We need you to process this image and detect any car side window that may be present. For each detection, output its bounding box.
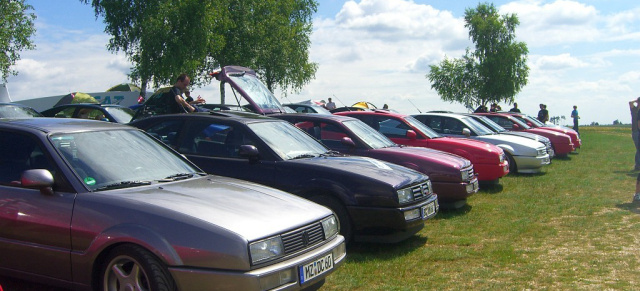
[317,122,349,150]
[376,117,410,139]
[144,120,184,148]
[53,107,75,118]
[0,131,55,186]
[424,117,443,133]
[442,118,464,135]
[489,116,512,130]
[182,121,254,158]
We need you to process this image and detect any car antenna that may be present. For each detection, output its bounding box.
[332,94,347,108]
[408,99,422,113]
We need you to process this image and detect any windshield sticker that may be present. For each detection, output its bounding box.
[84,177,96,185]
[363,157,392,170]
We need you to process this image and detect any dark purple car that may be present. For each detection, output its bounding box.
[274,113,478,209]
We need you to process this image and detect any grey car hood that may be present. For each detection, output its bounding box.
[106,175,332,241]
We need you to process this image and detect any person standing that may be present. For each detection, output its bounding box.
[509,103,521,113]
[630,98,640,171]
[325,98,337,110]
[537,104,549,123]
[571,105,580,134]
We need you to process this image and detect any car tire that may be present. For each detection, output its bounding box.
[101,244,176,291]
[309,195,353,244]
[505,152,517,173]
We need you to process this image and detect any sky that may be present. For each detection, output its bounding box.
[6,0,640,125]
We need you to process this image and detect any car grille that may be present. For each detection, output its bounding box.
[462,166,475,182]
[410,181,432,200]
[281,222,325,255]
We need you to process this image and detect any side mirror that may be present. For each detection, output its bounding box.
[239,145,259,161]
[21,169,54,195]
[512,123,520,130]
[462,128,471,137]
[527,122,533,127]
[406,130,417,140]
[341,137,356,148]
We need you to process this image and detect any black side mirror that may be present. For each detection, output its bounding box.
[239,145,260,162]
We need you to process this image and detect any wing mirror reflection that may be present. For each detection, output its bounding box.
[21,169,54,195]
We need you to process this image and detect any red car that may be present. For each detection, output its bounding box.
[475,112,575,157]
[274,113,479,208]
[508,113,581,149]
[336,110,509,183]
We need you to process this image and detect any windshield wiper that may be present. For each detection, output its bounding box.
[291,153,317,160]
[95,181,152,191]
[320,150,343,157]
[161,173,195,181]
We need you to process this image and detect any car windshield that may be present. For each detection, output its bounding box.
[462,116,495,135]
[403,116,441,138]
[509,116,531,129]
[248,121,329,160]
[524,115,545,126]
[342,120,396,149]
[104,107,135,123]
[51,129,200,191]
[0,105,41,118]
[229,73,286,113]
[473,116,507,133]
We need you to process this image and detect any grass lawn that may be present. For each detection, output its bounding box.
[324,126,640,290]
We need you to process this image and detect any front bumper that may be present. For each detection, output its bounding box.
[431,178,479,202]
[169,235,346,291]
[513,154,551,174]
[474,160,509,181]
[347,194,439,243]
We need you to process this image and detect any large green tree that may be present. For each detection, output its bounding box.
[0,0,36,82]
[83,0,318,95]
[82,0,228,95]
[427,3,529,110]
[213,0,318,93]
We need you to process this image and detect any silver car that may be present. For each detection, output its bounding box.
[413,113,550,174]
[0,118,345,291]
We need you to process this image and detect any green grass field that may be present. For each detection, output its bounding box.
[324,126,640,290]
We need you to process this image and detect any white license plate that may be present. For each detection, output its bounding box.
[300,253,333,284]
[422,201,436,218]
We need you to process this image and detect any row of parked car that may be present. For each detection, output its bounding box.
[0,66,581,290]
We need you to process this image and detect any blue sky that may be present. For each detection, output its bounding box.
[7,0,640,124]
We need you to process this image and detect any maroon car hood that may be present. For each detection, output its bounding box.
[374,146,471,169]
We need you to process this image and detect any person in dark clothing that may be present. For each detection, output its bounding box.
[509,103,521,113]
[474,105,488,113]
[537,104,549,123]
[163,73,195,113]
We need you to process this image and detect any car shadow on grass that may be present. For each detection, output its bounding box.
[346,235,429,261]
[478,182,504,194]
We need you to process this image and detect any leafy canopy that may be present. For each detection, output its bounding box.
[427,2,529,110]
[83,0,318,95]
[0,0,36,82]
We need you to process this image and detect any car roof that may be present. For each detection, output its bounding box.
[337,109,406,117]
[133,111,279,125]
[414,112,471,119]
[274,113,356,122]
[0,117,132,134]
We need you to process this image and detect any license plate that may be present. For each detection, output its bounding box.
[300,253,333,284]
[422,201,436,218]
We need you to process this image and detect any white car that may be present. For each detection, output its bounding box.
[413,113,550,174]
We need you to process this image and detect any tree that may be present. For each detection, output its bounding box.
[427,3,529,110]
[211,0,318,94]
[0,0,36,82]
[83,0,318,96]
[82,0,230,96]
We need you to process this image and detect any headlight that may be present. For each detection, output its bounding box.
[250,236,284,265]
[461,169,469,181]
[397,187,414,204]
[499,153,505,163]
[321,215,339,239]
